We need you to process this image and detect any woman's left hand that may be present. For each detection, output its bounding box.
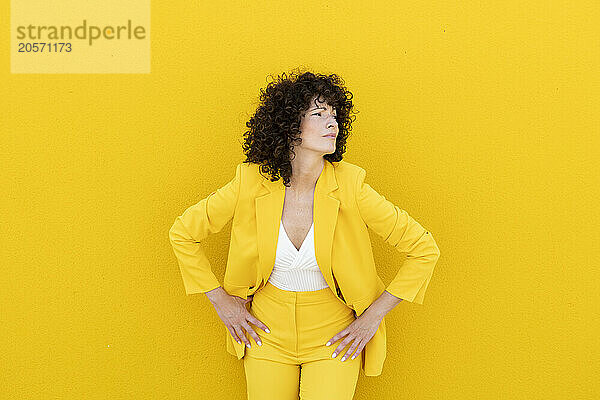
[325,308,384,362]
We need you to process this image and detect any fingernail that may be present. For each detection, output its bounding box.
[341,356,346,362]
[331,353,337,358]
[265,328,270,333]
[246,344,251,348]
[258,341,262,346]
[351,355,356,360]
[326,341,331,346]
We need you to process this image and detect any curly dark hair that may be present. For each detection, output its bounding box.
[241,69,358,187]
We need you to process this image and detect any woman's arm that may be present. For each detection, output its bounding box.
[168,163,242,295]
[355,167,441,305]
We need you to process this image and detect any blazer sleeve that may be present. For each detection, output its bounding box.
[168,163,242,295]
[355,168,441,304]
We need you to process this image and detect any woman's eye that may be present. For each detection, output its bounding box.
[313,113,338,119]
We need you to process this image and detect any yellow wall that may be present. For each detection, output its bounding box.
[2,1,598,398]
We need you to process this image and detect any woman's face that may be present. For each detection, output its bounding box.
[295,96,339,157]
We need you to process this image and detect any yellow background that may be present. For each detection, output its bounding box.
[1,1,599,399]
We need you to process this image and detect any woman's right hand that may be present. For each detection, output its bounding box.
[205,286,270,348]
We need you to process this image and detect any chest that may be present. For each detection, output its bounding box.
[281,189,314,251]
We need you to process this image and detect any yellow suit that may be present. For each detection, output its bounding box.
[169,159,441,376]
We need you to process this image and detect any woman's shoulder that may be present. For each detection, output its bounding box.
[332,160,366,185]
[332,159,364,174]
[236,161,261,181]
[234,161,276,189]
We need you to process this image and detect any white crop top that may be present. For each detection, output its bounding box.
[266,220,330,291]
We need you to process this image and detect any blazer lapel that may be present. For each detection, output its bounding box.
[255,161,341,297]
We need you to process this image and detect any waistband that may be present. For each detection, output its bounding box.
[258,281,337,304]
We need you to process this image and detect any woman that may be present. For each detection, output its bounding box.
[169,70,441,399]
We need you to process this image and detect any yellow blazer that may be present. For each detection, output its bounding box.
[169,159,441,376]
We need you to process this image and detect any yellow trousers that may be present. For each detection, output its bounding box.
[243,281,361,399]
